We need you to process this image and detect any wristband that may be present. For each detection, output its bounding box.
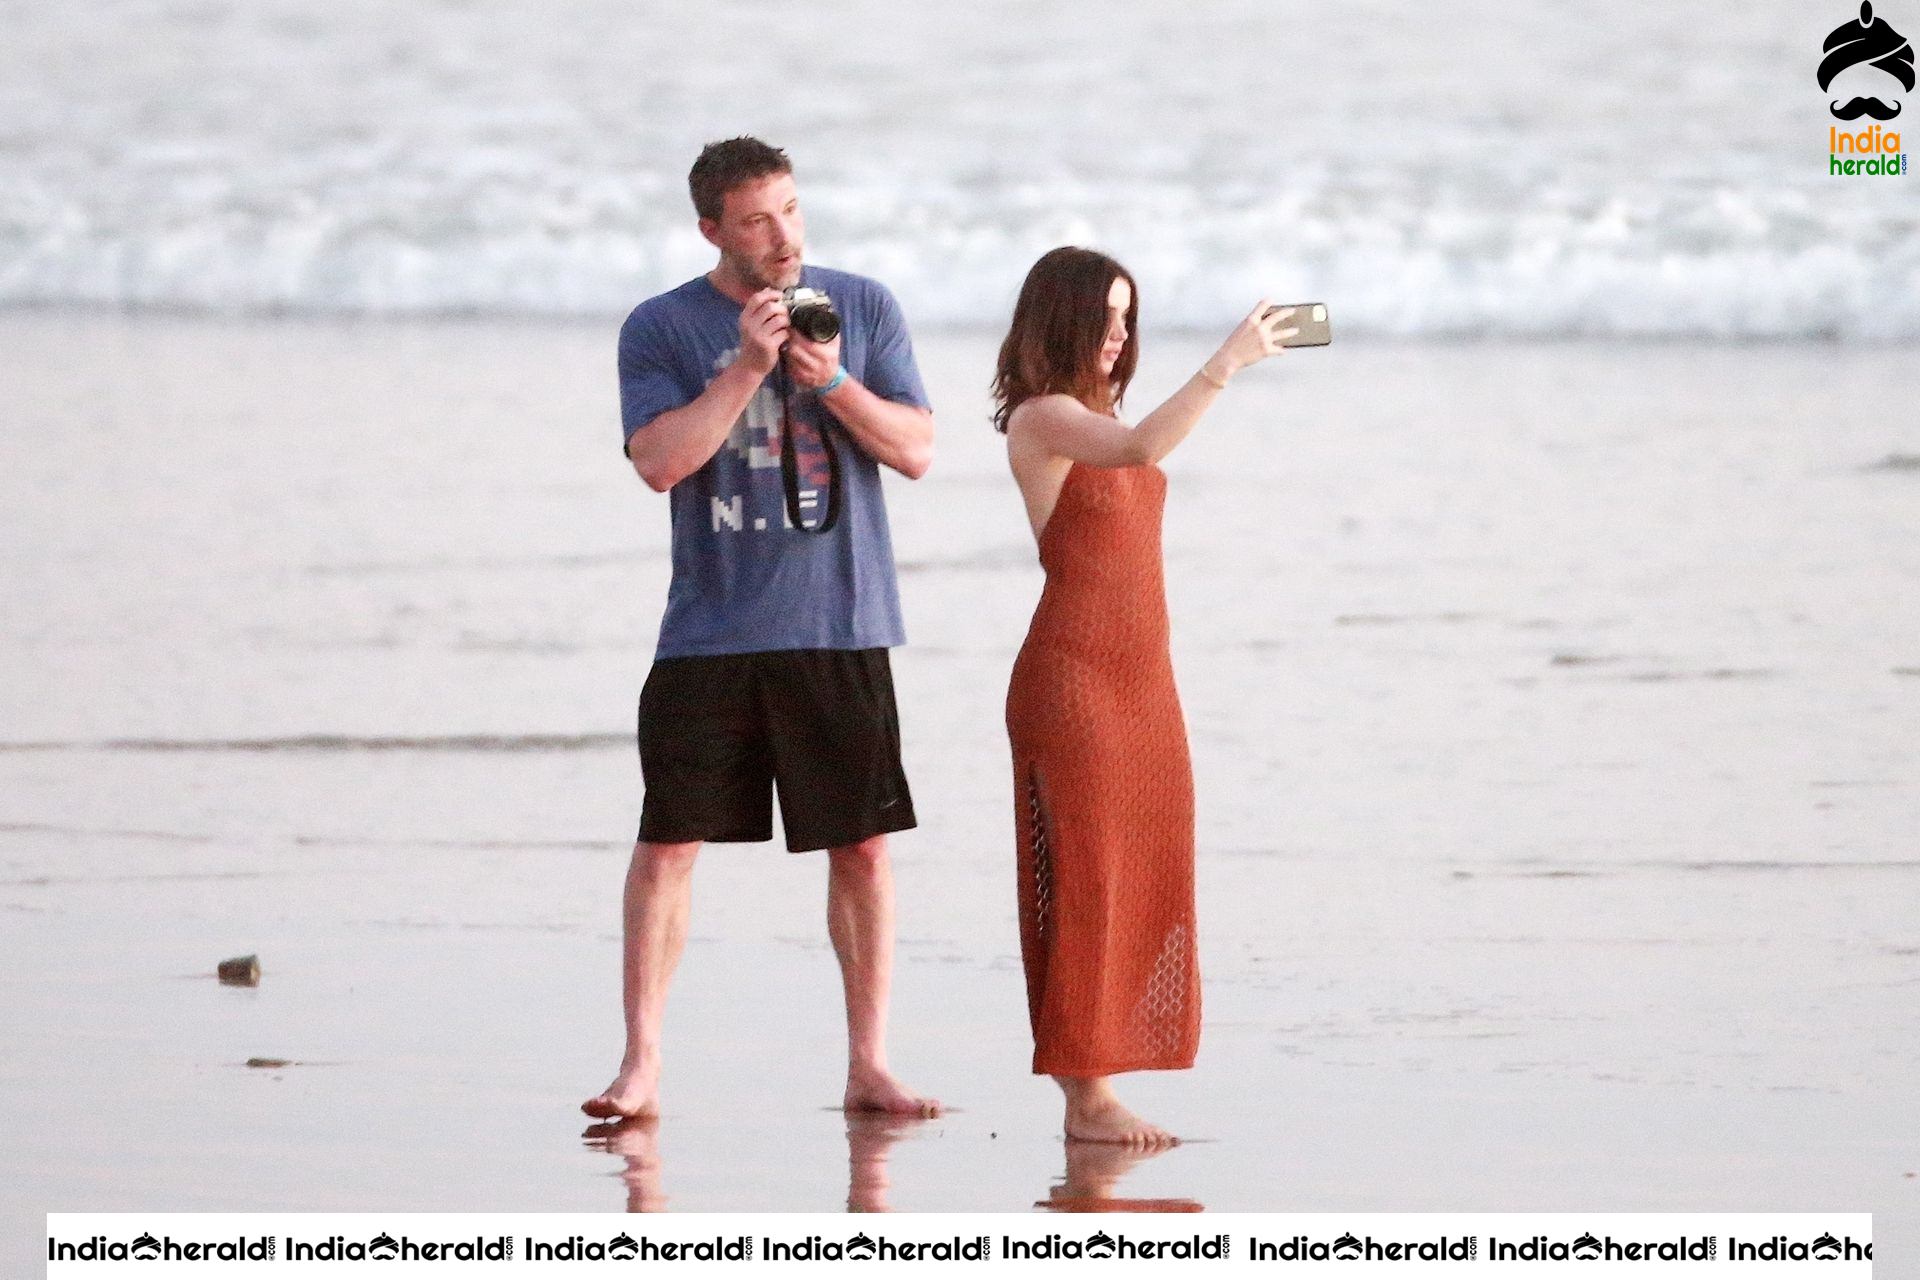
[819,365,849,395]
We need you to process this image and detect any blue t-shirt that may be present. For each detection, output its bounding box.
[618,266,930,659]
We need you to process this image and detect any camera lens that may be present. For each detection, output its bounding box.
[796,307,840,343]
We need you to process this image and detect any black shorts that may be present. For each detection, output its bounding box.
[636,648,916,853]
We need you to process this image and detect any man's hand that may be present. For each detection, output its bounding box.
[627,289,789,492]
[784,329,843,390]
[738,289,789,377]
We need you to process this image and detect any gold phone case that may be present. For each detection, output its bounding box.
[1266,302,1331,347]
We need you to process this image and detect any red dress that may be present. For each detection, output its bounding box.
[1005,461,1200,1077]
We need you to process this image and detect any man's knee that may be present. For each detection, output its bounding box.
[633,840,700,883]
[828,834,890,877]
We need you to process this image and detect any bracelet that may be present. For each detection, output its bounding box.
[819,365,849,395]
[1196,364,1230,391]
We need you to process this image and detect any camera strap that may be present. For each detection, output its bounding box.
[775,365,842,534]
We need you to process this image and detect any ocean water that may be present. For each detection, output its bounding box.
[2,0,1916,335]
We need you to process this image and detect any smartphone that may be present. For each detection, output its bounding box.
[1264,302,1331,347]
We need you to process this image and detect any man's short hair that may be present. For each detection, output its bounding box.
[688,137,793,222]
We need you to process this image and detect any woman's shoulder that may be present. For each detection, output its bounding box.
[1008,393,1090,432]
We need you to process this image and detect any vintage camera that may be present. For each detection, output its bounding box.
[781,285,841,343]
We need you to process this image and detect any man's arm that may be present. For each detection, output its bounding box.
[626,359,763,492]
[820,375,935,480]
[785,336,935,481]
[625,289,790,493]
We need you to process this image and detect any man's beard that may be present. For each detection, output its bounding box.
[734,248,803,291]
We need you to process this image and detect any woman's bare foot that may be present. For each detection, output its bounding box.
[1056,1075,1177,1147]
[582,1054,660,1119]
[844,1064,941,1117]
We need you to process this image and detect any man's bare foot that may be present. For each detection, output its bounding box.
[1057,1076,1177,1147]
[581,1057,659,1119]
[843,1065,941,1117]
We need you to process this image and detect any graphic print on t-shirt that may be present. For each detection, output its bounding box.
[718,348,782,470]
[710,347,833,532]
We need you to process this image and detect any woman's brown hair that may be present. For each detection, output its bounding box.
[991,247,1139,433]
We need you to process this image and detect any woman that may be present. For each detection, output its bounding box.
[994,246,1293,1146]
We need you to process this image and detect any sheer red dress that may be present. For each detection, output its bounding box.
[1005,460,1200,1076]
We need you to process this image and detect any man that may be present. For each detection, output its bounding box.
[584,137,939,1120]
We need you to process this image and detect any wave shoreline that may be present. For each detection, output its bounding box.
[3,299,1916,345]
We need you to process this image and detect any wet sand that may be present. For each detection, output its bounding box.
[2,315,1915,1254]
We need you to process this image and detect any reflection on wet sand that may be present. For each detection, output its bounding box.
[582,1111,936,1212]
[582,1116,666,1212]
[846,1111,926,1212]
[1037,1141,1202,1213]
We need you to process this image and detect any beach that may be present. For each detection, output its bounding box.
[2,314,1914,1247]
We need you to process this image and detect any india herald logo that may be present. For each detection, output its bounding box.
[1822,2,1911,173]
[1820,2,1914,119]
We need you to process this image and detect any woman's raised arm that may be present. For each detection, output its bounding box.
[1007,302,1296,467]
